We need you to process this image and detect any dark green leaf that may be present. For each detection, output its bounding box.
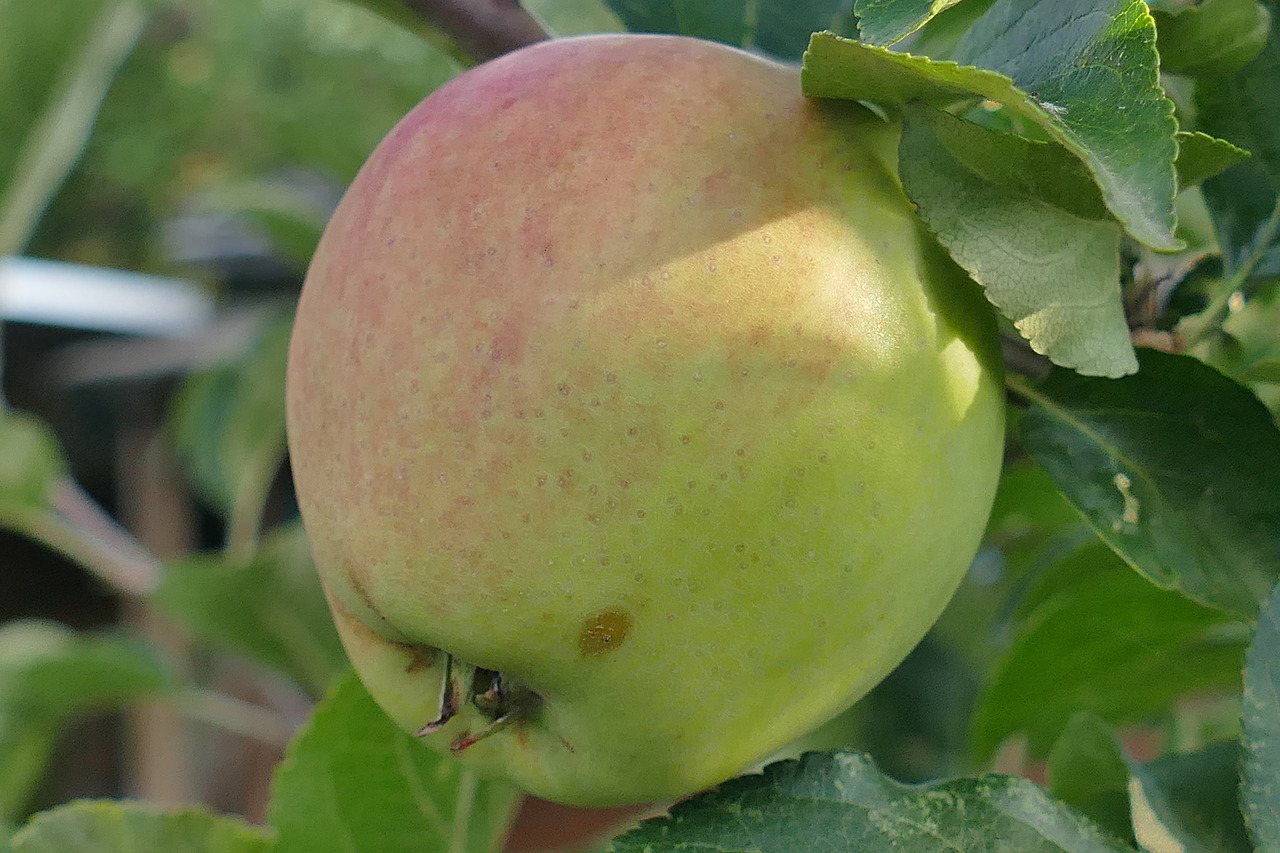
[970,543,1249,758]
[1198,4,1280,182]
[269,671,520,853]
[925,460,1089,678]
[984,460,1091,572]
[1047,714,1135,844]
[10,801,271,853]
[899,105,1134,377]
[156,525,346,697]
[1145,742,1253,853]
[1048,713,1204,851]
[1217,285,1280,407]
[1242,582,1280,850]
[1018,349,1280,617]
[604,0,854,58]
[605,0,751,44]
[1196,6,1280,278]
[1154,0,1271,77]
[754,0,857,59]
[1175,131,1251,187]
[608,751,1131,851]
[853,0,968,46]
[1201,166,1280,283]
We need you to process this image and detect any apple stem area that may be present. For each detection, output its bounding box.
[417,653,541,753]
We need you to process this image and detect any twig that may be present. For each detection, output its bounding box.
[399,0,550,62]
[173,687,297,747]
[32,477,164,596]
[1180,193,1280,348]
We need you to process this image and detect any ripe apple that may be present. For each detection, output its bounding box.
[286,33,1005,806]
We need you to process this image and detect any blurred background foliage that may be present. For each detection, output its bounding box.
[1,0,460,274]
[0,0,485,826]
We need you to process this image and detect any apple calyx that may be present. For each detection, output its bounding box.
[417,652,541,753]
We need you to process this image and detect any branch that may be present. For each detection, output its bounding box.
[37,477,164,596]
[400,0,550,63]
[173,687,297,747]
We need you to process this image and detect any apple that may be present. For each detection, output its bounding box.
[285,33,1005,806]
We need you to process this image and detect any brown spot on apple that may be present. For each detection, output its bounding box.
[578,607,633,657]
[394,642,438,674]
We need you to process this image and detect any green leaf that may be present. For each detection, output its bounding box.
[1241,357,1280,383]
[1217,286,1280,395]
[269,671,520,853]
[959,460,1097,644]
[929,460,1091,672]
[970,543,1250,759]
[1175,131,1251,188]
[608,751,1131,851]
[605,0,751,44]
[10,801,271,853]
[1242,582,1280,850]
[898,105,1135,377]
[1017,349,1280,617]
[0,411,66,521]
[1154,0,1272,77]
[853,0,969,46]
[804,0,1181,251]
[0,623,173,718]
[1047,713,1202,851]
[953,0,1178,251]
[0,621,176,820]
[1196,7,1280,278]
[1144,742,1253,852]
[986,461,1089,558]
[895,0,1000,60]
[604,0,854,59]
[0,723,54,828]
[754,0,858,59]
[1198,3,1280,182]
[156,525,346,697]
[168,309,292,551]
[1047,714,1135,844]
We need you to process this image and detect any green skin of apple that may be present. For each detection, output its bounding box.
[286,33,1005,807]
